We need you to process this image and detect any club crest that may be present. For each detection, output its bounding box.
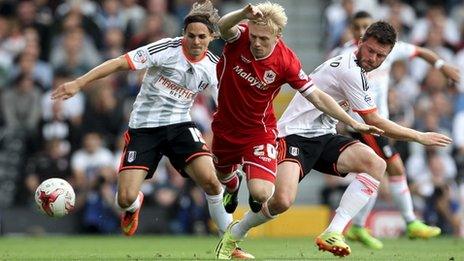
[263,70,276,84]
[127,151,137,163]
[289,146,299,156]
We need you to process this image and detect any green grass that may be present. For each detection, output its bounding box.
[0,235,462,260]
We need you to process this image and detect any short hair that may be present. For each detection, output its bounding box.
[361,21,397,47]
[250,2,287,35]
[351,10,372,22]
[183,0,220,37]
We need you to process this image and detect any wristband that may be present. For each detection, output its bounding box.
[434,59,445,69]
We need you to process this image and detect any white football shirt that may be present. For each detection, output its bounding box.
[278,52,376,138]
[124,37,219,128]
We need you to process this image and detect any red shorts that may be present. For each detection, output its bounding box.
[212,128,278,183]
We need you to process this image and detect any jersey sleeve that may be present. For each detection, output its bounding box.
[223,23,247,43]
[389,41,418,61]
[124,38,176,70]
[340,69,377,114]
[285,52,315,97]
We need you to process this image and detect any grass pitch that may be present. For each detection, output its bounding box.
[0,235,462,260]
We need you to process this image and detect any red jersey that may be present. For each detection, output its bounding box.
[213,24,314,134]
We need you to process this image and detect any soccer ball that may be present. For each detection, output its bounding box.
[34,178,75,217]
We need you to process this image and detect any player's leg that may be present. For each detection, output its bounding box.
[116,128,162,236]
[386,154,441,239]
[351,134,440,240]
[211,131,243,214]
[168,123,254,259]
[216,137,302,259]
[346,134,396,249]
[231,161,301,240]
[184,155,233,235]
[117,169,147,236]
[243,141,279,213]
[314,137,386,257]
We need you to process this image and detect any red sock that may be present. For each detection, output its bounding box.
[220,172,239,193]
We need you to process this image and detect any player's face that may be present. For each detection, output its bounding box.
[248,22,279,59]
[357,37,392,72]
[351,17,373,42]
[184,22,214,58]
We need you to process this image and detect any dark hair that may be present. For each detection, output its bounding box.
[351,10,372,21]
[362,21,397,47]
[184,14,216,34]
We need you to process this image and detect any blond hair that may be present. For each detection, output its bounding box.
[250,2,287,35]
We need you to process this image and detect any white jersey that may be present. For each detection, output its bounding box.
[332,40,417,119]
[124,37,219,128]
[278,52,376,138]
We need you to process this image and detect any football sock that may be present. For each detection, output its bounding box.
[352,193,377,227]
[219,171,240,193]
[115,192,142,213]
[389,175,416,223]
[205,187,233,235]
[326,173,379,233]
[231,202,276,240]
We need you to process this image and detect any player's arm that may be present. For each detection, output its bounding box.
[305,87,384,135]
[217,4,263,40]
[51,55,130,100]
[360,111,452,147]
[414,46,460,82]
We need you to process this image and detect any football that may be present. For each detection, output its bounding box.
[34,178,75,217]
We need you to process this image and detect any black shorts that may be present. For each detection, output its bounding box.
[277,134,358,179]
[119,122,211,179]
[349,132,398,161]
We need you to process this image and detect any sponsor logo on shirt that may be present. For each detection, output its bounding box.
[133,50,147,64]
[157,76,195,100]
[233,65,268,90]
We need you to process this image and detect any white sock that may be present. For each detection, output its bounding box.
[231,202,276,240]
[326,173,379,233]
[115,192,142,213]
[352,192,377,227]
[205,188,233,235]
[389,175,416,223]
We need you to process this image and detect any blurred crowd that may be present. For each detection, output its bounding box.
[323,0,464,236]
[0,0,463,237]
[0,0,239,235]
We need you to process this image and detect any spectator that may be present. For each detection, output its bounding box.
[1,73,42,137]
[422,150,461,235]
[81,80,125,148]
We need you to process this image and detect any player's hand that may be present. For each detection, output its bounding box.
[242,4,263,20]
[51,80,81,100]
[417,132,452,147]
[441,64,460,83]
[352,122,384,136]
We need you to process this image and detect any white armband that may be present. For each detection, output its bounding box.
[434,59,445,69]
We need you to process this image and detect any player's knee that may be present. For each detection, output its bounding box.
[249,188,273,204]
[269,193,293,214]
[201,177,222,195]
[364,154,386,181]
[117,189,138,208]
